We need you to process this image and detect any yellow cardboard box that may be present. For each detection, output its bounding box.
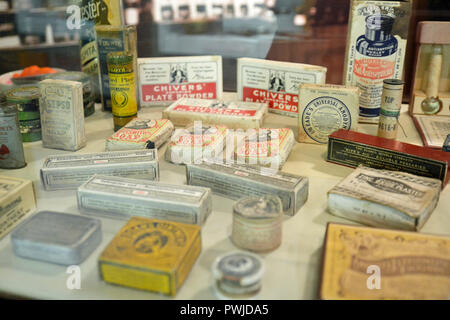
[99,217,201,296]
[320,223,450,300]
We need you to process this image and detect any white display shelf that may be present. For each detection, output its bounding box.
[0,93,448,300]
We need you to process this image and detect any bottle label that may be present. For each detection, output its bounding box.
[109,63,137,118]
[344,2,410,121]
[138,57,222,106]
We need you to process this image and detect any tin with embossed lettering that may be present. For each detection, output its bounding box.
[0,102,26,169]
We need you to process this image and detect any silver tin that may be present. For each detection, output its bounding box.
[77,174,212,225]
[0,102,26,169]
[41,149,159,191]
[186,161,308,216]
[11,211,102,265]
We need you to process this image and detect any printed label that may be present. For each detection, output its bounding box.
[241,65,322,115]
[302,96,352,144]
[139,60,220,105]
[40,83,84,150]
[173,105,257,117]
[344,2,409,120]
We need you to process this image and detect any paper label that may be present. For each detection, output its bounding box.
[139,58,221,106]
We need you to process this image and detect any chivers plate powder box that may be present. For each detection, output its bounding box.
[99,217,202,296]
[138,56,223,107]
[320,223,450,300]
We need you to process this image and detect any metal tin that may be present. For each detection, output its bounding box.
[39,79,86,151]
[162,98,268,129]
[232,195,282,253]
[99,217,201,296]
[377,79,405,139]
[0,175,36,240]
[77,174,212,225]
[0,102,26,169]
[186,161,308,216]
[212,251,265,299]
[11,211,102,265]
[41,149,159,191]
[105,118,174,151]
[6,85,41,142]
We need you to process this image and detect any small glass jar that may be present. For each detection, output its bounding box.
[232,195,283,253]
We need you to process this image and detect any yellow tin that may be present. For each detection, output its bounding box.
[98,217,201,296]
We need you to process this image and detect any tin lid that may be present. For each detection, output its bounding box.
[383,79,404,86]
[6,85,40,103]
[107,51,134,65]
[233,195,282,220]
[212,251,265,286]
[0,101,19,116]
[11,211,101,248]
[44,71,90,83]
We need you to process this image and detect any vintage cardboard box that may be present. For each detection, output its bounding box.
[99,217,202,296]
[327,129,450,187]
[320,223,450,300]
[237,57,326,117]
[186,161,308,216]
[105,118,174,151]
[39,79,86,151]
[0,175,36,240]
[78,174,212,225]
[343,0,412,123]
[41,149,159,190]
[162,98,268,129]
[327,166,441,231]
[138,56,223,107]
[298,84,359,144]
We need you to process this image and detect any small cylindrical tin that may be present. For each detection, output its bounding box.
[0,102,26,169]
[232,195,283,253]
[6,85,41,142]
[212,251,265,300]
[377,79,404,140]
[44,71,95,117]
